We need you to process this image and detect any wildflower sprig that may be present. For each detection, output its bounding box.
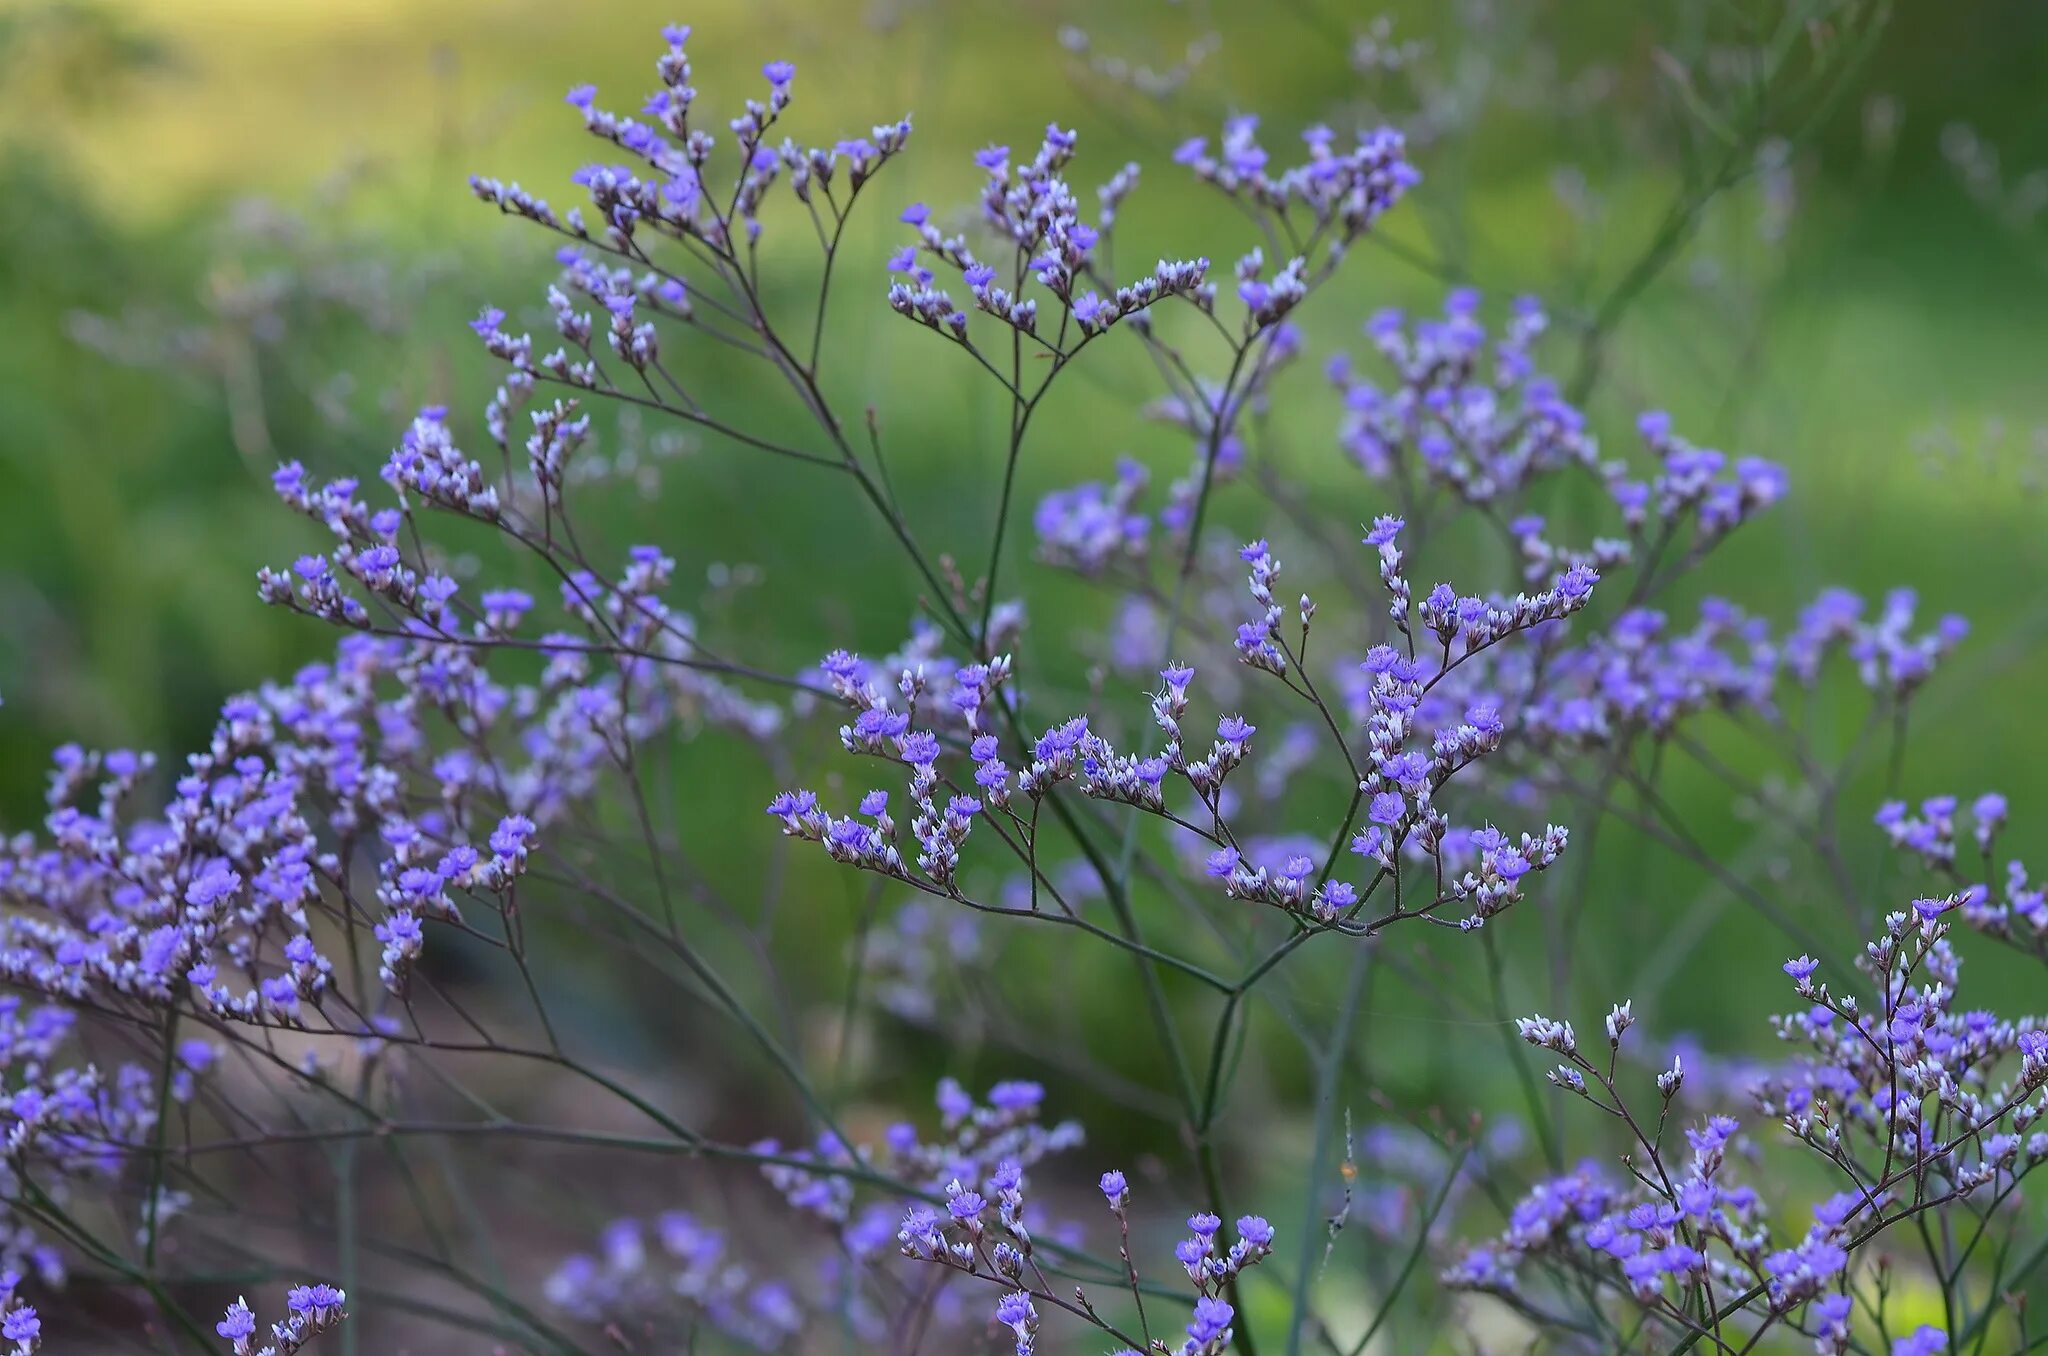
[1453,852,2048,1354]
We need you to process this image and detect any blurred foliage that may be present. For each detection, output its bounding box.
[0,0,172,108]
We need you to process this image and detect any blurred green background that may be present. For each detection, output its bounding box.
[4,0,2048,1339]
[5,0,2047,774]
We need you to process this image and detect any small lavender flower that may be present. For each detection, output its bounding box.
[217,1297,256,1344]
[0,1305,35,1350]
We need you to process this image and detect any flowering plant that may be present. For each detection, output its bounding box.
[4,7,2032,1355]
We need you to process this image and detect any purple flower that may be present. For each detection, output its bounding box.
[1,1307,36,1343]
[1893,1327,1947,1356]
[216,1298,255,1341]
[988,1080,1043,1111]
[287,1284,346,1321]
[1912,895,1952,924]
[1187,1296,1235,1343]
[1380,751,1430,788]
[184,864,242,909]
[1364,515,1405,547]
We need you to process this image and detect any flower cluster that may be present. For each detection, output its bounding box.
[544,1214,803,1349]
[0,646,571,1023]
[1451,849,2048,1353]
[544,1080,1083,1348]
[1875,790,2048,968]
[1173,115,1418,247]
[900,1158,1274,1356]
[891,122,1231,347]
[215,1285,347,1356]
[13,13,2016,1355]
[858,898,984,1025]
[0,1272,35,1355]
[0,982,214,1281]
[759,1078,1083,1228]
[1034,458,1152,575]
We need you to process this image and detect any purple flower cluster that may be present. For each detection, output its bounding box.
[859,899,984,1024]
[901,1153,1274,1356]
[544,1213,804,1349]
[216,1285,347,1356]
[1330,294,1786,546]
[1033,458,1152,575]
[1173,114,1418,245]
[890,122,1219,343]
[758,1078,1082,1229]
[1451,811,2048,1352]
[1877,791,2048,964]
[8,14,2019,1354]
[775,488,1596,934]
[0,648,571,1021]
[0,1272,34,1356]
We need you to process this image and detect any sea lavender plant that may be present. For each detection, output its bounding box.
[1450,813,2048,1353]
[5,6,2021,1353]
